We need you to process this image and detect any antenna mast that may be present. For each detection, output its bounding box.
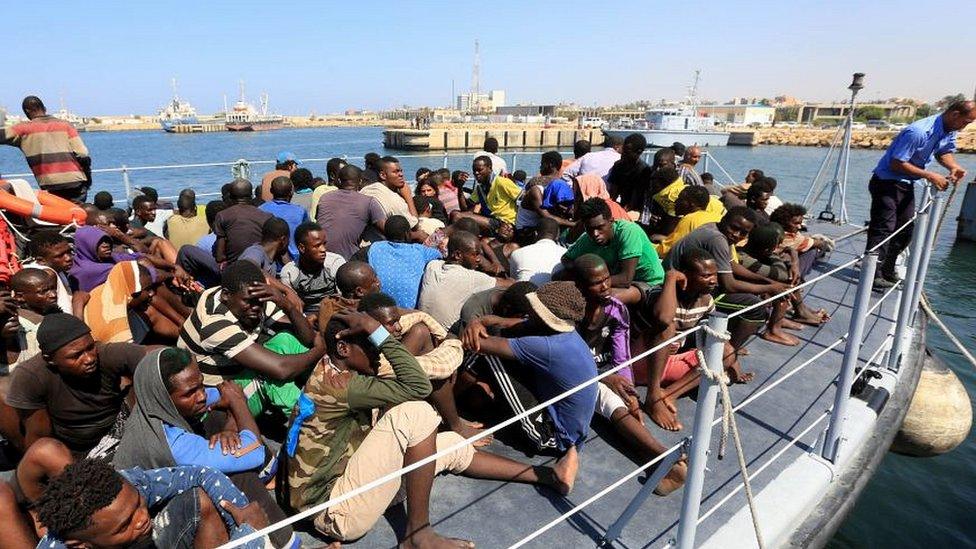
[238,80,246,102]
[471,39,481,96]
[171,77,179,100]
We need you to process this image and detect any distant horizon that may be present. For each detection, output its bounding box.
[3,0,973,115]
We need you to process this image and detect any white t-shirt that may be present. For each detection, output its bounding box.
[508,239,566,286]
[417,260,497,330]
[479,152,508,176]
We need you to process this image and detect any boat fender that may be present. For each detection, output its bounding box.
[891,352,972,457]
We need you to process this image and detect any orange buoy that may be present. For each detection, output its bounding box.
[0,184,87,226]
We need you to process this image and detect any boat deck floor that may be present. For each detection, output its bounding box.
[294,221,893,549]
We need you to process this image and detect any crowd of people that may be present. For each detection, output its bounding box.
[0,95,860,549]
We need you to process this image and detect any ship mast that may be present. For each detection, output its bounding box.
[238,80,246,103]
[260,92,269,116]
[171,77,179,101]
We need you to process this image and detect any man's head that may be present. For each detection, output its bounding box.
[540,151,563,176]
[604,135,623,152]
[701,172,714,185]
[744,169,764,184]
[453,216,481,237]
[275,151,299,172]
[384,215,412,243]
[38,313,98,378]
[573,140,591,159]
[358,292,402,338]
[483,137,499,154]
[671,142,687,159]
[537,217,561,242]
[326,157,347,184]
[472,155,493,183]
[746,222,784,258]
[622,133,647,162]
[495,281,538,318]
[579,197,614,246]
[769,203,807,234]
[378,156,405,190]
[22,96,46,118]
[943,100,976,132]
[295,221,327,265]
[364,152,381,170]
[261,216,291,257]
[746,177,775,212]
[336,261,381,299]
[652,147,677,171]
[290,167,314,192]
[271,176,295,201]
[228,178,253,203]
[28,231,73,273]
[131,195,157,223]
[511,170,527,184]
[36,459,151,548]
[220,260,267,330]
[675,185,711,216]
[416,167,432,183]
[338,164,363,190]
[12,268,60,315]
[176,189,196,214]
[718,206,758,245]
[573,254,612,304]
[676,247,719,295]
[139,187,159,203]
[447,231,481,269]
[323,314,380,373]
[205,200,227,230]
[159,347,208,418]
[93,191,114,211]
[684,146,702,167]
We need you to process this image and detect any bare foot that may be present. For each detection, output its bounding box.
[401,527,475,549]
[453,420,492,448]
[793,309,830,326]
[781,318,805,331]
[761,330,800,346]
[725,364,755,384]
[653,460,688,496]
[325,542,342,549]
[645,397,682,431]
[551,446,579,496]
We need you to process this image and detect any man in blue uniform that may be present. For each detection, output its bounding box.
[868,100,974,288]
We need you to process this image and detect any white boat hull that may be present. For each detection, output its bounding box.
[603,128,730,147]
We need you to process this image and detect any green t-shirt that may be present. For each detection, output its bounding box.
[565,220,664,286]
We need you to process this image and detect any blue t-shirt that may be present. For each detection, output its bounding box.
[368,241,443,309]
[196,232,217,254]
[259,199,310,258]
[508,331,598,451]
[873,114,957,183]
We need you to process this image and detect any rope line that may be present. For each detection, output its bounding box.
[920,295,976,369]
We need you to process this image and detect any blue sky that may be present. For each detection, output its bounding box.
[4,0,973,115]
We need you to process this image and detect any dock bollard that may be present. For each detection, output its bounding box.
[909,190,946,324]
[676,314,729,549]
[823,252,879,462]
[887,189,933,371]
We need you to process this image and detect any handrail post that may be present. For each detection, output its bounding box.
[511,153,518,172]
[909,190,946,323]
[121,165,131,202]
[702,151,709,174]
[823,252,878,462]
[442,153,448,169]
[887,189,933,370]
[676,314,728,549]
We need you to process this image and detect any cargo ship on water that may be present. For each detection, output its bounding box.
[225,80,284,132]
[158,78,201,132]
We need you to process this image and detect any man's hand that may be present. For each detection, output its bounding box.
[769,281,791,295]
[666,270,687,290]
[220,500,269,530]
[603,374,641,423]
[209,430,242,454]
[333,311,381,339]
[215,381,247,410]
[926,171,949,191]
[462,319,489,352]
[247,282,289,310]
[950,167,967,184]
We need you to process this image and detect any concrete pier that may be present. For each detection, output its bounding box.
[956,181,976,242]
[383,127,605,151]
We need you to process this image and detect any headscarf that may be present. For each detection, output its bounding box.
[69,227,116,292]
[84,261,152,344]
[114,349,191,469]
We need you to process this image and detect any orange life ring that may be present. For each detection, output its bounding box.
[0,184,87,226]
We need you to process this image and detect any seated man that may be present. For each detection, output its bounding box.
[417,231,514,332]
[644,247,747,431]
[572,255,686,494]
[165,189,210,250]
[0,437,74,549]
[5,313,148,457]
[239,216,291,277]
[129,194,179,264]
[664,207,790,351]
[515,151,574,233]
[10,268,62,366]
[259,176,310,260]
[455,155,523,234]
[770,203,833,279]
[359,215,443,309]
[655,185,725,257]
[508,217,565,285]
[316,260,382,328]
[178,260,326,419]
[561,198,665,312]
[359,156,426,243]
[279,221,345,319]
[36,458,268,549]
[21,231,74,314]
[744,177,775,225]
[214,178,273,264]
[284,311,573,545]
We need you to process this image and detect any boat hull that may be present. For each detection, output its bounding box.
[161,117,200,132]
[603,128,730,147]
[226,121,284,132]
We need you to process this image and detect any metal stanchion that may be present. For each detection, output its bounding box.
[823,253,879,462]
[676,314,729,549]
[886,192,932,370]
[121,165,131,201]
[909,191,946,323]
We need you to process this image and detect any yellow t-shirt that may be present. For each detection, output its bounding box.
[652,177,686,217]
[655,208,725,258]
[472,175,522,225]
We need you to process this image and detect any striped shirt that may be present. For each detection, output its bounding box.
[0,115,89,189]
[177,287,285,384]
[674,294,715,346]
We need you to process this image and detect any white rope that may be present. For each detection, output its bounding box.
[698,341,766,549]
[218,324,704,548]
[920,295,976,369]
[507,441,685,548]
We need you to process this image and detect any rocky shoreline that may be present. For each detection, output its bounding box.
[746,127,976,153]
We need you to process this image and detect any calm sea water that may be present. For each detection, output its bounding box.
[1,127,973,547]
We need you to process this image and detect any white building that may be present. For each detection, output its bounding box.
[701,104,775,126]
[456,90,506,113]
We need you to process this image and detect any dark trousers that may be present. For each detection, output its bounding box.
[865,176,915,275]
[177,244,220,288]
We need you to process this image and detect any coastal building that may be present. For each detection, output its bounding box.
[456,89,506,113]
[793,101,916,123]
[700,104,776,127]
[495,104,557,117]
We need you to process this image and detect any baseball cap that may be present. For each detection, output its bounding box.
[276,151,301,165]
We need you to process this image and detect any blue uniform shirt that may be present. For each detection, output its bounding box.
[873,114,957,183]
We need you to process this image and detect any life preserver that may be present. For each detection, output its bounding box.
[0,182,87,225]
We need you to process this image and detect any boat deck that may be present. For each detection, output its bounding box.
[292,221,898,549]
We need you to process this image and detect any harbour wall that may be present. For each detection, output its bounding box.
[742,128,976,153]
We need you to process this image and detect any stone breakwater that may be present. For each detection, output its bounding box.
[748,128,976,153]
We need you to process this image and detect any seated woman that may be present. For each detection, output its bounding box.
[114,347,297,549]
[82,261,187,343]
[414,174,449,225]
